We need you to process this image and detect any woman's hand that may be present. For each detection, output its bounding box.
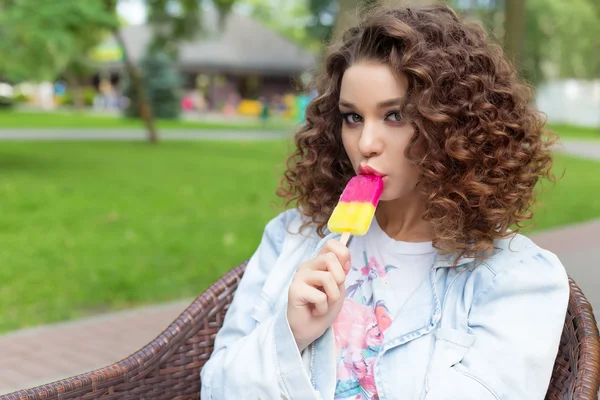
[286,239,351,352]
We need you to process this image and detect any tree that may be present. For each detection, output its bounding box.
[0,0,117,83]
[449,0,600,85]
[449,0,503,41]
[125,50,182,119]
[309,0,441,45]
[236,0,321,51]
[63,25,116,110]
[103,0,160,143]
[332,0,370,41]
[103,0,238,144]
[521,0,600,84]
[146,0,237,53]
[239,0,441,54]
[503,0,526,74]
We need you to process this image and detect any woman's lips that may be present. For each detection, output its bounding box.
[358,164,385,177]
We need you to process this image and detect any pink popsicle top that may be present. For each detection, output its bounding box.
[339,175,384,207]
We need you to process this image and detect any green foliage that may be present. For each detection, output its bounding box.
[524,0,600,82]
[141,0,240,55]
[124,50,182,119]
[236,0,332,51]
[449,0,600,83]
[13,93,29,103]
[0,0,117,82]
[254,0,599,83]
[307,0,335,38]
[58,88,98,107]
[214,0,237,27]
[145,0,202,54]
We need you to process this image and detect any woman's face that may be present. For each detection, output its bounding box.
[339,61,420,202]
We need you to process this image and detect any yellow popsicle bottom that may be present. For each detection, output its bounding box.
[327,202,377,236]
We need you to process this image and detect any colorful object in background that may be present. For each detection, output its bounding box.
[237,99,262,116]
[283,94,296,119]
[90,42,124,63]
[295,89,317,122]
[181,96,194,111]
[296,94,310,123]
[233,93,315,120]
[328,174,384,238]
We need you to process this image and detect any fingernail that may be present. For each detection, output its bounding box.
[344,261,351,273]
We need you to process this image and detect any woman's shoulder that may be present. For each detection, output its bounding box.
[263,208,321,242]
[487,233,565,271]
[474,233,569,296]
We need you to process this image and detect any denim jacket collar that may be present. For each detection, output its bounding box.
[433,252,475,268]
[315,231,474,269]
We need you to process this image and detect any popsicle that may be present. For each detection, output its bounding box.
[327,174,384,246]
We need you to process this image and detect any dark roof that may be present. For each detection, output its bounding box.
[101,7,317,76]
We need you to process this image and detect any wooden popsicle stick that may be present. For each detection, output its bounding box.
[340,231,351,247]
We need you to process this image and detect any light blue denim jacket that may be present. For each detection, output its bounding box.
[200,209,569,400]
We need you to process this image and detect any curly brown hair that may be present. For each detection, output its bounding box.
[277,3,555,261]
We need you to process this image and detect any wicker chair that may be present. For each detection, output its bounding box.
[1,261,599,400]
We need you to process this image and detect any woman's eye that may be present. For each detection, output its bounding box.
[386,111,402,122]
[342,113,362,124]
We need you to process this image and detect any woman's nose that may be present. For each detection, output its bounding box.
[358,122,384,158]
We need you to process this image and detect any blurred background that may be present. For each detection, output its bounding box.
[0,0,599,393]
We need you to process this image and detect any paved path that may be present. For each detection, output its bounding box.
[0,129,290,141]
[1,219,600,395]
[558,139,600,161]
[0,300,191,394]
[532,219,600,321]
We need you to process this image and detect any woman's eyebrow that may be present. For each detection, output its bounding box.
[339,98,403,109]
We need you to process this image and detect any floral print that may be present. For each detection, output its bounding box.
[333,252,396,400]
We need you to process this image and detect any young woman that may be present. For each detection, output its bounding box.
[201,4,568,399]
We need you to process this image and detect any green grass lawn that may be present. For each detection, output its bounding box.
[0,140,291,333]
[529,154,600,231]
[549,124,600,140]
[0,140,597,334]
[0,109,298,131]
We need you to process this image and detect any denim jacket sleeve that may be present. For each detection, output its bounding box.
[425,248,569,400]
[200,210,319,400]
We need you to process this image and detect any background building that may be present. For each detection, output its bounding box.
[95,7,317,111]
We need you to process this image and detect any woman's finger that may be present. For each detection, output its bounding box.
[304,270,341,302]
[304,252,348,282]
[297,283,329,315]
[318,239,351,266]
